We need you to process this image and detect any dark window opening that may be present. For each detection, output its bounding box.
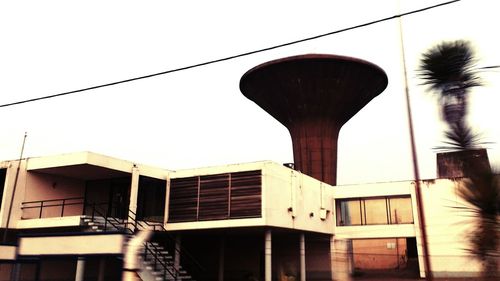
[84,177,131,219]
[136,176,166,222]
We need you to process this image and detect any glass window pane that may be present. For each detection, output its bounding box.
[364,198,388,225]
[337,199,362,226]
[389,197,413,224]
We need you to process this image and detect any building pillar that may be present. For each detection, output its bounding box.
[265,229,272,281]
[163,173,171,225]
[128,166,140,229]
[330,235,335,281]
[300,233,306,281]
[218,236,225,281]
[10,263,21,281]
[75,257,85,281]
[174,235,181,281]
[97,258,106,281]
[331,237,352,281]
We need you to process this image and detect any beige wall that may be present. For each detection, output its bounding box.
[333,178,489,277]
[419,179,483,277]
[0,153,492,278]
[0,160,28,229]
[167,162,334,234]
[23,172,85,219]
[263,163,334,234]
[18,234,125,255]
[0,245,16,260]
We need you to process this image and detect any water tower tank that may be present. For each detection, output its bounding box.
[239,54,388,185]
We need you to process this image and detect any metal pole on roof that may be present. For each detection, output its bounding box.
[2,132,27,243]
[397,2,433,280]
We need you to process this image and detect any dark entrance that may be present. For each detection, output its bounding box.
[405,237,419,275]
[84,177,131,219]
[136,176,166,222]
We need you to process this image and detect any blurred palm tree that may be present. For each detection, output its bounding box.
[419,40,481,125]
[419,40,499,278]
[458,166,499,277]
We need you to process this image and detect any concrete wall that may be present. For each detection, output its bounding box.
[18,234,125,256]
[167,162,334,234]
[0,160,28,229]
[419,179,483,277]
[333,178,488,277]
[333,180,415,240]
[23,172,85,219]
[263,163,334,234]
[1,152,492,278]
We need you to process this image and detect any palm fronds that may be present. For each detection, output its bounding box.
[419,40,482,94]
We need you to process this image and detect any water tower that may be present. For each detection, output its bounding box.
[239,54,388,185]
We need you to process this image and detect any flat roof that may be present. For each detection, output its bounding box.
[25,151,169,180]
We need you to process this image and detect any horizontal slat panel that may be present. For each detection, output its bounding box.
[199,174,228,220]
[230,170,261,218]
[169,177,198,222]
[168,170,262,222]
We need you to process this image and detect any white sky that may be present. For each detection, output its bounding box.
[1,0,499,185]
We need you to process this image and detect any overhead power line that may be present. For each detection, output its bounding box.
[0,0,461,108]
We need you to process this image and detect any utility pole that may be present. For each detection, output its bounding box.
[2,132,27,243]
[397,4,433,280]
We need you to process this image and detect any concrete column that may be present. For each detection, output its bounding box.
[331,237,352,281]
[164,173,171,224]
[10,263,21,281]
[97,258,106,281]
[75,257,86,281]
[174,235,181,281]
[265,229,272,281]
[300,233,306,281]
[218,237,225,281]
[330,235,335,281]
[128,166,140,229]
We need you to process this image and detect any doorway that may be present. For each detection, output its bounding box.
[84,177,131,219]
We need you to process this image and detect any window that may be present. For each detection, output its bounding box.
[364,198,388,225]
[337,199,363,226]
[389,197,413,224]
[336,196,413,226]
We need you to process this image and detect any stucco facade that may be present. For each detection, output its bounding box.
[0,152,495,280]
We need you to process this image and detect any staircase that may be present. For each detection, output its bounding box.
[138,241,194,281]
[80,207,199,281]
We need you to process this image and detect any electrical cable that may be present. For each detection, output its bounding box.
[0,0,461,108]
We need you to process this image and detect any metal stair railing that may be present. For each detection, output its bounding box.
[84,203,184,280]
[21,197,85,219]
[87,202,130,233]
[143,241,180,280]
[127,209,205,280]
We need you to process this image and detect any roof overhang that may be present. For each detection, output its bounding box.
[26,152,134,180]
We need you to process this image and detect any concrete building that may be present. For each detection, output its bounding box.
[0,54,495,280]
[0,151,490,280]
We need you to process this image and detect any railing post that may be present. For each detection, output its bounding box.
[174,235,181,281]
[134,212,138,232]
[39,201,43,219]
[104,211,108,231]
[61,199,65,217]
